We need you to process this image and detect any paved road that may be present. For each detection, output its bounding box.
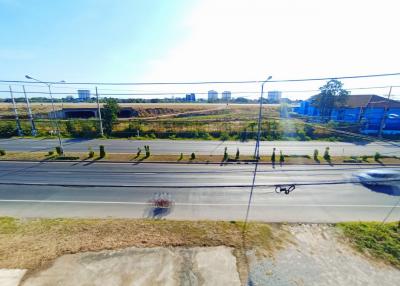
[0,161,399,222]
[0,138,399,156]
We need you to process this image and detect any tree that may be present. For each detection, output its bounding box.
[271,148,276,163]
[223,147,229,161]
[323,147,330,161]
[235,148,240,160]
[311,79,349,121]
[101,98,120,135]
[279,151,285,165]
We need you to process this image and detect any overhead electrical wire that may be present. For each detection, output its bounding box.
[1,72,400,85]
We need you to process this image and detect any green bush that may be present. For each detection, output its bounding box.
[178,153,183,161]
[191,152,196,160]
[279,151,285,164]
[323,147,330,161]
[47,151,54,156]
[55,146,63,155]
[144,145,150,157]
[136,147,142,157]
[223,147,228,161]
[271,148,276,163]
[374,152,381,161]
[88,147,94,158]
[0,122,17,138]
[99,145,106,158]
[220,132,230,141]
[313,149,319,161]
[0,149,5,156]
[235,148,240,160]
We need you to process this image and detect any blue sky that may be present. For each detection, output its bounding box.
[1,0,400,100]
[0,0,195,82]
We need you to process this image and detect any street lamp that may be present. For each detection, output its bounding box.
[254,76,273,159]
[25,75,65,154]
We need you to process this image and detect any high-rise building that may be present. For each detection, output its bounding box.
[221,91,232,102]
[267,91,282,103]
[185,93,196,102]
[208,90,218,102]
[77,90,91,101]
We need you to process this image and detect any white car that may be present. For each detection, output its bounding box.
[354,169,400,186]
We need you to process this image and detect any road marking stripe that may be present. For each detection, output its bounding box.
[0,199,399,208]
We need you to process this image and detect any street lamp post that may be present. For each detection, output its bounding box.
[25,75,65,154]
[254,76,273,159]
[244,75,272,230]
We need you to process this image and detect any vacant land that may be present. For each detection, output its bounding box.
[1,218,399,285]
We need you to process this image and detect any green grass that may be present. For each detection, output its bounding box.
[337,222,400,268]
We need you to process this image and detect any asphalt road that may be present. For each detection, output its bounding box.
[0,161,399,222]
[0,138,399,156]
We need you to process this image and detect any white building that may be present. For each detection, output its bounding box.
[77,90,91,101]
[267,91,282,103]
[208,90,218,102]
[221,91,231,102]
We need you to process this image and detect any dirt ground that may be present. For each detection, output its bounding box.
[21,246,240,286]
[247,224,400,286]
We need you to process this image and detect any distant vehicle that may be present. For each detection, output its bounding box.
[354,169,400,186]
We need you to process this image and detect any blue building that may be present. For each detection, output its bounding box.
[185,93,196,102]
[295,94,400,134]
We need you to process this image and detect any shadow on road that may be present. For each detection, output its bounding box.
[363,184,400,196]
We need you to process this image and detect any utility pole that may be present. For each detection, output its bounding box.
[22,85,37,136]
[9,86,23,136]
[244,75,272,231]
[378,86,392,138]
[95,87,104,136]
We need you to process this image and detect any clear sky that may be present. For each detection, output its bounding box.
[1,0,400,100]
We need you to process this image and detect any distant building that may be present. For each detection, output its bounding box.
[295,94,400,134]
[268,91,282,103]
[208,90,218,102]
[221,91,232,102]
[77,90,90,101]
[185,93,196,102]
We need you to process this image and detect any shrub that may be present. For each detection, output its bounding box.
[137,147,142,157]
[323,147,330,161]
[279,151,285,164]
[313,149,319,161]
[99,145,106,158]
[361,155,369,162]
[55,146,63,155]
[144,145,150,157]
[374,152,381,161]
[223,147,229,161]
[220,132,230,141]
[178,153,183,161]
[88,147,94,158]
[271,148,276,163]
[235,148,240,160]
[47,150,54,156]
[0,122,17,138]
[0,149,5,156]
[191,152,196,160]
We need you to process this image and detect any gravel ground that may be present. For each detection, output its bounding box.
[248,224,400,286]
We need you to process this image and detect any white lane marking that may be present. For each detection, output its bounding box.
[0,199,399,208]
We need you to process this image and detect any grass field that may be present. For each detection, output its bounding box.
[338,222,400,268]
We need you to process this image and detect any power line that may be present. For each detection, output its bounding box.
[1,72,400,85]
